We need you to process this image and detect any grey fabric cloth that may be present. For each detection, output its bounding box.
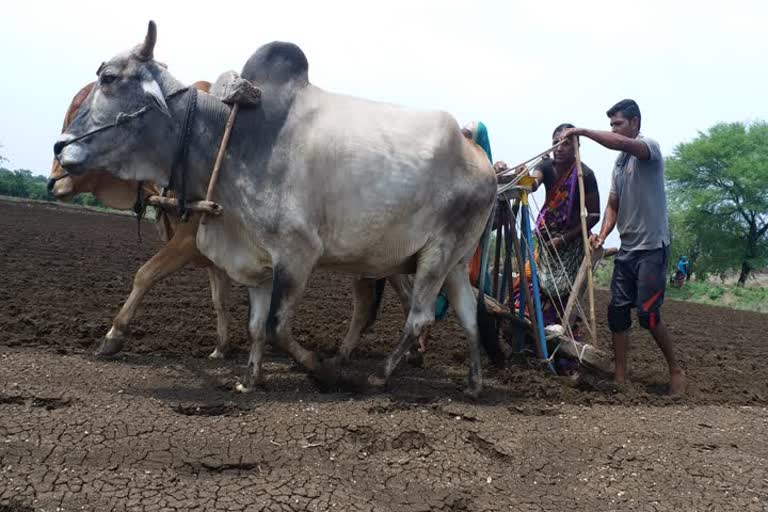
[539,241,584,300]
[609,135,670,251]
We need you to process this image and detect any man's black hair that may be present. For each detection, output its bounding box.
[606,99,641,128]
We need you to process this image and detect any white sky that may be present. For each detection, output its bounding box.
[1,0,766,246]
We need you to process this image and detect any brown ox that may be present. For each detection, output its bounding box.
[48,80,414,361]
[48,79,239,358]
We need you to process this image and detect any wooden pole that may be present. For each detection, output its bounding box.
[492,207,502,299]
[507,201,542,357]
[563,247,618,330]
[573,136,597,346]
[496,139,567,180]
[201,104,239,225]
[145,195,223,215]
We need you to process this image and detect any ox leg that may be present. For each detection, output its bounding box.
[236,282,272,392]
[98,236,197,356]
[441,265,483,398]
[207,266,233,359]
[330,277,377,366]
[368,259,447,390]
[387,274,425,367]
[387,274,414,317]
[264,258,334,385]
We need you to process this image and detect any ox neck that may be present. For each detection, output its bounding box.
[165,90,230,202]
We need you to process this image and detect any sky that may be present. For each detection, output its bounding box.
[1,0,766,247]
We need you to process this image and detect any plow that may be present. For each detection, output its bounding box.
[475,139,616,374]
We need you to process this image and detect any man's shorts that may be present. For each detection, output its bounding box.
[609,245,669,331]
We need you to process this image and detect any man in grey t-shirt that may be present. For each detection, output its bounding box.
[560,99,686,396]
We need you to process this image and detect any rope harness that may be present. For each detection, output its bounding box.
[55,86,200,239]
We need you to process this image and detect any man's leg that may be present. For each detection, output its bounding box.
[612,331,630,385]
[636,246,686,395]
[648,320,686,395]
[608,250,635,385]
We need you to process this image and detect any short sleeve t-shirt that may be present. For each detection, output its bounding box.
[610,135,670,251]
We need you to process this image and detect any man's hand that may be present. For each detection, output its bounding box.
[493,161,508,173]
[559,127,584,141]
[589,233,605,250]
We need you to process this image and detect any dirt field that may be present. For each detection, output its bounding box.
[1,199,767,512]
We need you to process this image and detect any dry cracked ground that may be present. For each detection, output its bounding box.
[1,199,767,511]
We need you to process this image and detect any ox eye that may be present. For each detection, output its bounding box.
[101,73,117,85]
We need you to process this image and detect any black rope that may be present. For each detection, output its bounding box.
[168,88,198,222]
[132,181,146,243]
[54,88,189,164]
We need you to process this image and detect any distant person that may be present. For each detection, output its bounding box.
[560,99,686,395]
[677,255,691,281]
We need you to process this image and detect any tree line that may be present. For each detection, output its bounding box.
[0,160,103,208]
[666,121,768,286]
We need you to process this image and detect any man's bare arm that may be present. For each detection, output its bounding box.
[560,128,650,160]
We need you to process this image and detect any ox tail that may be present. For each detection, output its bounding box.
[476,201,505,368]
[362,278,387,334]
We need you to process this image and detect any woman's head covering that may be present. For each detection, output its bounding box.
[463,121,493,163]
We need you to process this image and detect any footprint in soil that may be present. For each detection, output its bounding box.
[182,460,269,478]
[0,501,35,512]
[172,403,251,417]
[508,404,561,416]
[0,394,72,411]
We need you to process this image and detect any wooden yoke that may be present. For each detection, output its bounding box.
[201,77,262,224]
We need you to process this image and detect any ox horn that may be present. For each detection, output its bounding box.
[136,20,157,61]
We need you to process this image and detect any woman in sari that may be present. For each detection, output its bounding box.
[496,123,601,355]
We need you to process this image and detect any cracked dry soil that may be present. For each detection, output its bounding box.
[1,199,767,512]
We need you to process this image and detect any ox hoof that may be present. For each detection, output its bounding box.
[367,373,388,389]
[235,374,263,393]
[405,350,424,368]
[326,353,349,368]
[310,361,340,390]
[463,383,483,400]
[208,348,228,360]
[96,336,125,357]
[234,382,252,393]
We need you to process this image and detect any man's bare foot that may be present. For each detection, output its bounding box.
[669,367,686,396]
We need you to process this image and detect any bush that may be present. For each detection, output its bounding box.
[707,287,724,300]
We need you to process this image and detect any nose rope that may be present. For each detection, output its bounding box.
[55,86,198,231]
[54,87,190,161]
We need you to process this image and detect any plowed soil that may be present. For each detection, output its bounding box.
[1,199,766,512]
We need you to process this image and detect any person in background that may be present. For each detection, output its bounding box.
[677,255,691,281]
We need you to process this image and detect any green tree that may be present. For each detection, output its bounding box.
[666,121,768,286]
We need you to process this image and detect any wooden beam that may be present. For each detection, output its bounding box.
[573,135,597,346]
[145,195,223,216]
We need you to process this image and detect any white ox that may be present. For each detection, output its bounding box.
[54,22,498,396]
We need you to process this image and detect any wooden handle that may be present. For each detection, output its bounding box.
[573,135,598,347]
[201,103,239,224]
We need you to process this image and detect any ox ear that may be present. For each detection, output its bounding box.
[136,20,157,61]
[142,79,171,118]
